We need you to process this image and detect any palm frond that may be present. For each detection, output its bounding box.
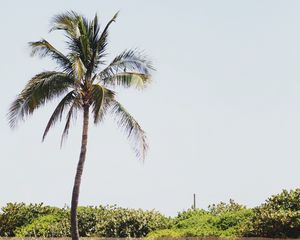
[51,12,90,68]
[91,84,115,124]
[69,53,87,83]
[98,49,154,88]
[91,84,104,123]
[77,16,91,66]
[54,14,91,70]
[60,99,80,146]
[42,90,79,141]
[88,14,100,50]
[8,72,74,128]
[98,12,118,48]
[29,40,72,73]
[88,12,118,76]
[110,100,148,161]
[101,72,151,89]
[50,11,81,38]
[96,12,118,63]
[85,14,100,77]
[77,16,89,36]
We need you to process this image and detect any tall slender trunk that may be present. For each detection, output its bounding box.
[71,105,89,240]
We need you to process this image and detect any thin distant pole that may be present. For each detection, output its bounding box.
[193,193,196,210]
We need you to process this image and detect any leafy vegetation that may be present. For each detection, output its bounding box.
[1,189,300,238]
[0,203,60,237]
[148,201,252,238]
[243,188,300,238]
[0,204,168,237]
[15,213,70,237]
[94,206,170,237]
[149,189,300,238]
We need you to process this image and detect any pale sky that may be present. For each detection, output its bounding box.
[1,0,300,216]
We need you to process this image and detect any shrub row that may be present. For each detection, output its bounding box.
[0,203,60,237]
[243,189,300,238]
[1,189,300,238]
[148,202,253,238]
[149,189,300,238]
[0,204,169,237]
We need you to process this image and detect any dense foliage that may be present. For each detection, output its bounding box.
[148,201,252,238]
[149,189,300,238]
[243,189,300,238]
[1,189,300,238]
[15,212,70,237]
[0,204,169,237]
[0,203,59,237]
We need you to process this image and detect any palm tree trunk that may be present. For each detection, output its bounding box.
[71,105,89,240]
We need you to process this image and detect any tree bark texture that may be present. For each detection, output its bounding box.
[71,106,89,240]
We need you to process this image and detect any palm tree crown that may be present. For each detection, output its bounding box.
[8,11,153,160]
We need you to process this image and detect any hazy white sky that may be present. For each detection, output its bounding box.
[1,0,300,216]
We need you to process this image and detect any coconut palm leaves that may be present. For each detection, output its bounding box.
[29,40,72,73]
[99,49,153,89]
[8,72,74,128]
[111,100,148,160]
[8,11,153,160]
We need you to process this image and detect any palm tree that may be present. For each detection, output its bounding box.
[8,11,153,240]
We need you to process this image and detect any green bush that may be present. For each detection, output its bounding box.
[208,199,246,215]
[0,202,60,236]
[14,206,101,237]
[77,206,98,236]
[215,209,253,235]
[95,205,170,237]
[148,202,253,238]
[15,211,70,237]
[243,188,300,238]
[147,228,183,238]
[3,189,300,238]
[4,204,169,238]
[148,227,220,238]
